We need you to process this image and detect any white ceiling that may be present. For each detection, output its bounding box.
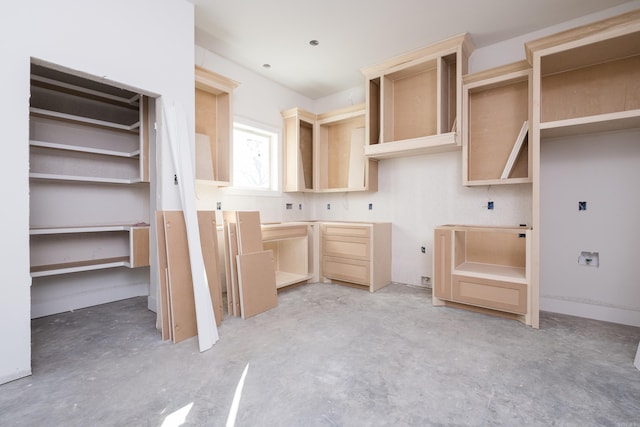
[190,0,631,99]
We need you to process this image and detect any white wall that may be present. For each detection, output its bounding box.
[540,130,640,326]
[0,0,194,384]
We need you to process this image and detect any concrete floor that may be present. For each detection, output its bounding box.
[1,283,639,426]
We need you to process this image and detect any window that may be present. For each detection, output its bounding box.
[232,121,278,191]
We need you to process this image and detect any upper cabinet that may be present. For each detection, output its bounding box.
[362,33,473,159]
[282,104,377,193]
[282,107,316,192]
[194,66,238,186]
[316,104,377,192]
[525,10,640,139]
[462,60,532,186]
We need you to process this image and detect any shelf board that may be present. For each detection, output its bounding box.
[465,177,532,187]
[30,256,130,277]
[30,224,147,235]
[30,74,139,106]
[275,271,313,289]
[29,172,143,185]
[30,140,139,158]
[540,109,640,139]
[454,262,526,284]
[364,132,459,159]
[30,107,140,132]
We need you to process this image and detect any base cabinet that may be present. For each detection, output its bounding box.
[433,225,533,326]
[321,222,391,292]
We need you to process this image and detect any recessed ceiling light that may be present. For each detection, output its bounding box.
[262,63,271,69]
[309,40,319,46]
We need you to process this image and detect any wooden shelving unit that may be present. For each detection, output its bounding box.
[316,104,377,192]
[525,9,640,330]
[433,225,532,324]
[282,107,316,192]
[362,33,473,159]
[29,61,152,318]
[194,66,238,186]
[30,225,149,277]
[462,60,532,186]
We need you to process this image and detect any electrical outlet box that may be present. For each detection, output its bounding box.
[216,202,221,210]
[487,201,494,210]
[286,203,293,210]
[368,203,373,210]
[421,246,426,253]
[579,201,587,211]
[327,203,331,210]
[421,276,432,288]
[578,251,599,267]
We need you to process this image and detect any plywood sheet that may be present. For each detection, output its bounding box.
[163,211,197,343]
[155,211,171,341]
[198,211,223,326]
[222,211,241,317]
[236,211,263,254]
[236,251,278,319]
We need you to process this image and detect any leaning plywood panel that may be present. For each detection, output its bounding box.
[222,211,241,316]
[236,250,278,319]
[155,211,171,341]
[163,211,197,343]
[236,211,263,254]
[198,211,223,326]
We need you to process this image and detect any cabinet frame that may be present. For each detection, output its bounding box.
[362,33,473,159]
[433,225,532,326]
[195,66,238,186]
[462,60,532,186]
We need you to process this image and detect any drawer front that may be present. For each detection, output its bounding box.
[262,225,307,241]
[452,275,527,314]
[323,224,371,238]
[323,256,370,285]
[323,235,370,261]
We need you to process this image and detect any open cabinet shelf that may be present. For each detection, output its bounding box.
[282,105,377,192]
[463,60,532,185]
[316,104,377,192]
[434,225,532,322]
[282,107,316,192]
[195,66,238,187]
[30,225,149,277]
[362,34,472,159]
[262,223,312,289]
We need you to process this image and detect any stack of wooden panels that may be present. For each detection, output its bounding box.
[156,210,223,343]
[222,211,278,319]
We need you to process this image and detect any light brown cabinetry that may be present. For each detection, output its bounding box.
[433,225,532,325]
[317,105,377,192]
[262,223,313,288]
[282,107,315,192]
[195,66,238,186]
[282,105,377,192]
[362,33,473,159]
[321,222,391,292]
[462,61,531,185]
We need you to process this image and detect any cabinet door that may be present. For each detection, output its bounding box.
[433,228,452,299]
[323,256,370,285]
[323,235,370,261]
[452,275,527,314]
